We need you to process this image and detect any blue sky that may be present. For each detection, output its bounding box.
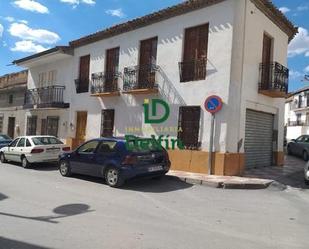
[0,0,308,92]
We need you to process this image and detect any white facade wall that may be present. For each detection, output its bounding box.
[23,0,289,155]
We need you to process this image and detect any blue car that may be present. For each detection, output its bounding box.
[0,134,12,149]
[58,137,171,187]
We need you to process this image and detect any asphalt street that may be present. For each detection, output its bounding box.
[0,162,309,249]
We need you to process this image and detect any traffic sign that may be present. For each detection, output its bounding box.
[204,95,223,114]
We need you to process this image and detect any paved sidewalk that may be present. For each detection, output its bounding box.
[167,171,273,189]
[168,155,308,190]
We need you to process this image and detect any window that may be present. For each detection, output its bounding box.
[26,139,31,147]
[10,138,19,147]
[180,23,209,82]
[299,95,303,108]
[260,33,273,89]
[77,55,90,93]
[105,47,120,91]
[46,116,59,137]
[306,113,309,125]
[8,94,13,104]
[47,70,57,86]
[101,110,114,137]
[0,115,3,133]
[177,106,201,149]
[31,137,63,145]
[26,116,37,135]
[77,140,99,154]
[97,141,117,154]
[38,72,47,88]
[41,119,47,135]
[16,138,25,147]
[296,113,302,126]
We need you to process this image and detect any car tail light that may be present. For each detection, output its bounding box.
[31,148,44,154]
[122,155,137,165]
[163,149,170,161]
[62,147,71,152]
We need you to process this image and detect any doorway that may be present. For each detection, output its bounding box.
[7,117,15,138]
[74,111,88,148]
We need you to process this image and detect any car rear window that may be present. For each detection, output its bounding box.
[0,135,11,141]
[31,137,63,145]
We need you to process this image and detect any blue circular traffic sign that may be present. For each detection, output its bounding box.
[204,95,223,114]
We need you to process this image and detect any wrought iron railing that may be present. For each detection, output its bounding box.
[288,120,306,127]
[259,62,289,94]
[123,64,159,91]
[91,71,121,94]
[179,58,207,82]
[74,79,89,93]
[24,85,65,107]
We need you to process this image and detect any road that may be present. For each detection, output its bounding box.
[0,162,309,249]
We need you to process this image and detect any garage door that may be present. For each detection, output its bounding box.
[245,109,274,168]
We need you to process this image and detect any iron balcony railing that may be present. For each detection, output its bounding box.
[288,120,306,127]
[123,64,159,91]
[91,71,121,94]
[74,79,89,93]
[24,85,67,108]
[179,58,207,82]
[258,62,289,94]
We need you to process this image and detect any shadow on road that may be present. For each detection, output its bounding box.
[1,161,58,171]
[0,203,93,224]
[0,237,51,249]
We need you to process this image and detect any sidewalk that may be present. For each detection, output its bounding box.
[167,170,273,189]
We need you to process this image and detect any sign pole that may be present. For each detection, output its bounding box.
[208,113,215,175]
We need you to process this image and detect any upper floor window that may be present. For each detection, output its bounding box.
[38,70,57,88]
[8,94,13,104]
[179,23,209,82]
[76,55,90,93]
[105,47,120,89]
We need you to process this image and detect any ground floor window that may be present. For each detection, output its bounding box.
[26,116,37,135]
[41,116,59,137]
[0,115,3,133]
[101,109,114,137]
[177,106,201,149]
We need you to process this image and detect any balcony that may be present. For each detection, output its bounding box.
[179,58,207,82]
[90,72,121,97]
[122,64,159,94]
[288,120,306,127]
[24,85,69,109]
[74,79,89,94]
[258,62,289,98]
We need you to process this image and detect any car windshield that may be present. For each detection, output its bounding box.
[31,137,63,145]
[0,135,11,141]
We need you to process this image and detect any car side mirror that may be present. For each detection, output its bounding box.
[291,139,296,142]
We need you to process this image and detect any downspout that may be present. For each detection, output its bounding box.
[237,0,248,153]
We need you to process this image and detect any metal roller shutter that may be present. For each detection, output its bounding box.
[245,109,274,168]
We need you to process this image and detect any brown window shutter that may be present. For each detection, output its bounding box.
[261,34,273,89]
[79,55,90,92]
[177,106,201,149]
[138,37,158,88]
[101,109,115,137]
[105,47,120,90]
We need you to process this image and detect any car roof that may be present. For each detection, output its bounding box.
[14,135,58,139]
[93,137,126,142]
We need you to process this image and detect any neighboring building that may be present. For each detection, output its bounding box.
[0,70,28,138]
[13,0,297,175]
[285,87,309,141]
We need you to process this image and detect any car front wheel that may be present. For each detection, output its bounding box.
[59,160,71,177]
[105,167,124,188]
[0,153,7,163]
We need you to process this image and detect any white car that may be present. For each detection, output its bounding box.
[0,136,70,168]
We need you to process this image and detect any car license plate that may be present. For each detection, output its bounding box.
[148,166,163,172]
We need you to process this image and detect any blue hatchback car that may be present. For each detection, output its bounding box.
[58,137,171,187]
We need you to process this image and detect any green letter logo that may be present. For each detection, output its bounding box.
[143,99,170,124]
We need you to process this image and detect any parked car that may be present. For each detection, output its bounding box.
[287,135,309,161]
[58,137,171,187]
[0,134,12,149]
[0,136,70,168]
[304,162,309,185]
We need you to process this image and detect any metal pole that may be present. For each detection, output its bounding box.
[208,113,215,175]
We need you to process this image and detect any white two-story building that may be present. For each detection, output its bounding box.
[13,0,297,175]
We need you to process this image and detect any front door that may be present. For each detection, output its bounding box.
[74,111,87,148]
[7,117,15,138]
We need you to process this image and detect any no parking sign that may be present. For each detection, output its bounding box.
[204,95,223,114]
